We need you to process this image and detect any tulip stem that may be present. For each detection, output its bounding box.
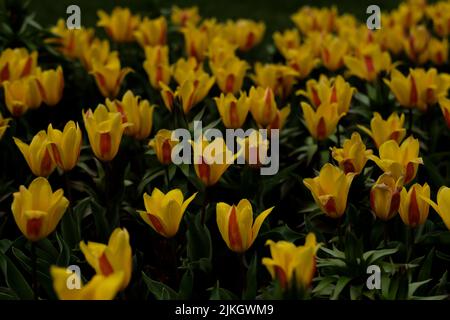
[31,242,38,300]
[63,172,72,203]
[201,188,208,225]
[408,108,413,135]
[164,166,170,189]
[383,222,389,247]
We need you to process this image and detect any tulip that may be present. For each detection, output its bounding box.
[208,37,237,69]
[301,102,344,141]
[80,38,115,72]
[211,57,249,95]
[91,57,132,99]
[399,183,430,227]
[251,63,298,100]
[439,97,450,128]
[0,48,37,84]
[262,233,319,289]
[80,228,132,290]
[35,66,64,106]
[143,45,171,90]
[97,7,140,42]
[375,21,404,55]
[149,129,179,165]
[139,188,197,238]
[214,92,249,128]
[3,77,42,116]
[320,35,348,71]
[369,136,423,184]
[303,163,355,218]
[285,45,319,79]
[134,16,167,48]
[11,177,69,241]
[172,57,204,85]
[106,90,155,140]
[216,199,273,253]
[403,25,430,63]
[358,112,406,148]
[344,44,392,82]
[273,29,301,57]
[428,38,448,66]
[181,25,209,61]
[248,87,278,127]
[82,104,129,161]
[331,132,373,174]
[47,121,82,172]
[171,6,201,27]
[237,130,269,167]
[370,174,402,221]
[291,7,337,34]
[223,19,265,51]
[0,113,11,140]
[193,136,237,186]
[427,2,450,37]
[422,187,450,230]
[49,19,94,59]
[384,69,424,110]
[266,105,291,132]
[14,131,56,177]
[420,68,450,107]
[50,267,123,300]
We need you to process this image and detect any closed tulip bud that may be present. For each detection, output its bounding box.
[216,199,273,253]
[11,177,69,241]
[303,163,355,218]
[171,6,201,27]
[399,183,430,227]
[358,112,406,148]
[80,39,115,72]
[251,63,298,100]
[286,45,319,79]
[214,92,249,128]
[143,45,171,90]
[262,233,319,289]
[439,97,450,128]
[273,29,301,57]
[50,267,124,300]
[0,48,37,84]
[134,16,167,48]
[149,129,179,165]
[248,87,278,127]
[370,174,403,221]
[332,132,373,174]
[344,44,392,82]
[91,57,132,99]
[80,228,132,290]
[139,188,197,238]
[14,131,56,177]
[211,57,249,94]
[422,187,450,230]
[47,121,82,172]
[301,102,344,141]
[0,113,11,140]
[106,90,155,140]
[82,104,129,162]
[3,77,42,116]
[97,7,140,43]
[369,137,423,184]
[35,66,64,106]
[182,25,209,61]
[321,35,348,71]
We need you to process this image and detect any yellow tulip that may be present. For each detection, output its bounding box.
[251,63,298,100]
[392,3,423,29]
[303,163,355,218]
[357,112,406,148]
[331,132,373,174]
[291,6,337,34]
[14,131,56,177]
[134,16,167,48]
[216,199,273,253]
[91,57,132,99]
[237,130,269,167]
[426,2,450,37]
[320,35,348,71]
[211,57,249,95]
[248,87,278,127]
[171,6,201,27]
[80,228,132,290]
[344,44,392,82]
[399,183,430,227]
[47,121,82,172]
[301,102,344,141]
[403,25,430,63]
[370,173,402,221]
[139,188,197,238]
[428,38,448,66]
[3,77,42,116]
[375,21,404,55]
[82,104,128,162]
[193,136,237,186]
[273,29,301,57]
[35,66,64,106]
[439,97,450,128]
[384,69,423,110]
[0,113,11,140]
[420,68,450,107]
[49,19,94,59]
[369,136,423,185]
[0,48,37,84]
[106,90,155,140]
[97,7,140,42]
[214,92,249,129]
[285,45,319,79]
[50,266,123,300]
[143,45,171,90]
[172,57,205,85]
[80,38,116,72]
[262,233,319,289]
[266,105,291,132]
[11,177,69,241]
[223,19,265,51]
[181,25,209,61]
[149,129,179,165]
[422,187,450,230]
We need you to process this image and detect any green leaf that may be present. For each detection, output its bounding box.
[242,254,257,300]
[331,276,352,300]
[186,213,212,271]
[178,269,194,300]
[142,271,178,300]
[55,233,71,267]
[0,251,33,300]
[209,281,238,300]
[362,247,399,265]
[408,279,432,298]
[418,248,434,282]
[261,225,303,242]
